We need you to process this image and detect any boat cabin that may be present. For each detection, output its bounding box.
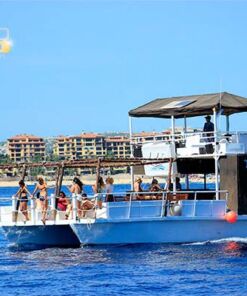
[129,92,247,214]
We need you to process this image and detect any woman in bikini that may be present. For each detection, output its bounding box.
[15,180,32,222]
[134,177,143,200]
[92,176,105,209]
[32,177,48,224]
[69,177,83,219]
[105,177,114,202]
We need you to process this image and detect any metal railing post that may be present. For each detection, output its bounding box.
[161,191,165,217]
[225,191,229,212]
[128,193,133,219]
[193,192,197,217]
[72,194,77,222]
[12,195,17,223]
[30,197,35,224]
[50,194,56,223]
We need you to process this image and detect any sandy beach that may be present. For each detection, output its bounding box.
[0,174,214,187]
[0,174,156,187]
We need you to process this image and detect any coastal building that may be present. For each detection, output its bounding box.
[53,134,131,160]
[7,134,45,162]
[105,136,131,158]
[132,131,170,144]
[53,133,105,160]
[132,128,196,145]
[53,130,190,160]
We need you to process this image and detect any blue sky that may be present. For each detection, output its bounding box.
[0,0,247,140]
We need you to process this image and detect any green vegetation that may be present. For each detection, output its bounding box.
[0,154,10,164]
[29,155,45,177]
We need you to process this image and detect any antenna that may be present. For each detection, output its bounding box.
[219,77,222,110]
[218,77,223,131]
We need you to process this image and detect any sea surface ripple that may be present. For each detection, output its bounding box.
[1,184,247,296]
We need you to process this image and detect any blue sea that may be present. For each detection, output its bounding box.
[1,184,247,296]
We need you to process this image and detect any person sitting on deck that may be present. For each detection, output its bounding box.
[168,177,182,191]
[56,191,72,220]
[79,176,105,218]
[15,180,32,222]
[32,177,48,225]
[149,178,162,192]
[105,177,114,202]
[147,178,162,199]
[134,177,143,200]
[81,198,95,218]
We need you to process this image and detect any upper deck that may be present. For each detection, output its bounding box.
[135,130,247,159]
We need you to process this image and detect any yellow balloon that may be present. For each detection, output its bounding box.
[0,39,12,54]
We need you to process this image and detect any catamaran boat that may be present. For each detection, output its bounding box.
[1,92,247,248]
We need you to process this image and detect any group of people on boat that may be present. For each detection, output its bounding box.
[14,173,183,223]
[133,176,182,199]
[14,177,48,224]
[14,175,115,223]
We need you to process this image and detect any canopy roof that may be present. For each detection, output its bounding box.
[129,92,247,119]
[0,157,172,170]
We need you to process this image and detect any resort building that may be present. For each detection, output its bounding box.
[7,135,45,162]
[53,130,189,160]
[132,131,171,144]
[53,133,105,160]
[53,134,131,160]
[132,128,196,145]
[105,136,131,158]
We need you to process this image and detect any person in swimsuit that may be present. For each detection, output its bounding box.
[15,180,32,222]
[134,177,143,200]
[69,177,83,219]
[149,178,162,192]
[105,177,114,202]
[81,176,106,216]
[32,177,48,224]
[149,178,162,199]
[92,176,105,209]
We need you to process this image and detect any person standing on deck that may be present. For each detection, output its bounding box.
[105,177,114,202]
[15,180,32,222]
[203,115,215,153]
[92,176,105,209]
[32,177,48,225]
[203,115,214,141]
[68,177,83,219]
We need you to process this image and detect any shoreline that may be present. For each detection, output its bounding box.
[0,174,215,187]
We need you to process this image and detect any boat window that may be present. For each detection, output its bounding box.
[162,100,195,109]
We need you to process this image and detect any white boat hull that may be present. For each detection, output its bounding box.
[71,217,247,245]
[1,225,80,249]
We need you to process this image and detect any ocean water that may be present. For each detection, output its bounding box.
[1,184,247,296]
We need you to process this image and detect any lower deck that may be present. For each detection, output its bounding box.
[0,196,227,226]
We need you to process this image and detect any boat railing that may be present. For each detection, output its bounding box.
[133,130,247,145]
[0,189,229,224]
[124,190,229,219]
[137,130,247,157]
